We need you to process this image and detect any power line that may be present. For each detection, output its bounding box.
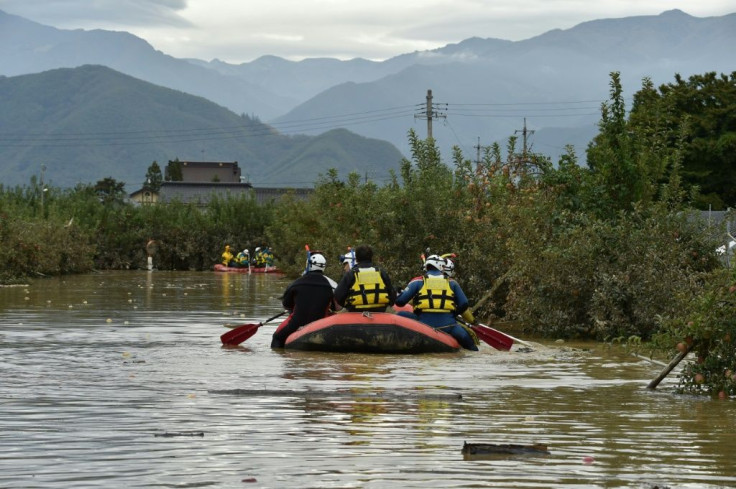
[0,97,610,148]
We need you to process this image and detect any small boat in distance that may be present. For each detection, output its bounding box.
[214,264,282,274]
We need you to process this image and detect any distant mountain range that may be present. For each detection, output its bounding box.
[1,8,734,188]
[0,65,403,188]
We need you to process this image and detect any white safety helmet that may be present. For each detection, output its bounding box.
[423,254,446,272]
[308,253,327,272]
[443,258,455,277]
[243,249,249,254]
[341,251,356,266]
[255,247,261,252]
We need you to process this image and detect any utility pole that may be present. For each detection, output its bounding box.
[40,164,46,210]
[474,137,481,167]
[514,118,535,163]
[414,89,446,140]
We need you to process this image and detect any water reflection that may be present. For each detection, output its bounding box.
[1,271,735,488]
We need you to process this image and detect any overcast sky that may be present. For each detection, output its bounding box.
[2,0,735,63]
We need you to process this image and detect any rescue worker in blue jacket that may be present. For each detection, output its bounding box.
[394,254,478,350]
[262,246,275,267]
[334,245,396,312]
[252,247,265,267]
[235,248,250,267]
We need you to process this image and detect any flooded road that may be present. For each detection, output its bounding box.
[1,271,735,488]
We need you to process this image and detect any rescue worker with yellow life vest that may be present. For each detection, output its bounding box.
[235,248,250,267]
[251,246,275,268]
[262,247,275,267]
[252,247,265,267]
[394,254,479,351]
[334,245,396,313]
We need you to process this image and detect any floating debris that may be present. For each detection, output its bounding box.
[154,431,204,438]
[462,441,550,459]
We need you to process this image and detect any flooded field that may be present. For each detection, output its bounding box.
[1,271,735,488]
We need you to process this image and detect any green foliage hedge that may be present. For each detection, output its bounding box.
[0,182,273,278]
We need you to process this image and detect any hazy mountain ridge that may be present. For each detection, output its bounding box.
[0,10,293,119]
[272,9,736,159]
[0,65,404,188]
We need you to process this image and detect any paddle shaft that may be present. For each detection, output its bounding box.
[304,244,311,275]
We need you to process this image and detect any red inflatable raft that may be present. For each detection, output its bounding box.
[214,264,282,274]
[284,312,461,354]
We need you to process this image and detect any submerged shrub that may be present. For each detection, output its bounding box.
[654,266,736,397]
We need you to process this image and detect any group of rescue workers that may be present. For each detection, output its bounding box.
[221,245,274,268]
[271,244,479,351]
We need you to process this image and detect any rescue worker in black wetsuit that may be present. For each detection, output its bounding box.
[334,245,396,313]
[271,252,338,348]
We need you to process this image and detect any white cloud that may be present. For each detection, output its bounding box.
[1,0,734,62]
[1,0,190,27]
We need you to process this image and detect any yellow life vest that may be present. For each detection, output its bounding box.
[346,267,390,309]
[413,275,456,313]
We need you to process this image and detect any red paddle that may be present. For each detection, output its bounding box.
[470,324,514,351]
[476,321,535,349]
[457,317,514,351]
[220,311,287,346]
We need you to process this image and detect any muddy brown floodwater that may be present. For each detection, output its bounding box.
[1,270,735,488]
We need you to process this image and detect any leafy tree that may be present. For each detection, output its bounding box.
[94,177,126,205]
[628,71,736,209]
[165,158,183,182]
[586,72,646,217]
[144,161,163,191]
